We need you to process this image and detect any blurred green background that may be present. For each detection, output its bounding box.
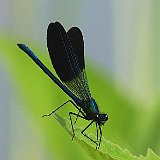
[0,0,160,159]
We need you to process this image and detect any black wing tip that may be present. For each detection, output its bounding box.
[68,27,82,32]
[67,27,83,40]
[48,22,81,33]
[47,22,62,36]
[47,21,67,45]
[48,21,60,25]
[48,21,63,29]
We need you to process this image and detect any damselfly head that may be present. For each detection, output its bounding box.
[96,113,108,126]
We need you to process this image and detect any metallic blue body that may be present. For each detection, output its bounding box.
[18,44,82,106]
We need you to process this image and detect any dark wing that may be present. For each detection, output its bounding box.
[47,22,81,81]
[67,27,85,69]
[47,22,91,100]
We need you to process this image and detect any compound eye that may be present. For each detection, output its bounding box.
[96,114,99,118]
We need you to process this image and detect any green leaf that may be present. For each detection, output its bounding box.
[139,149,160,160]
[53,113,160,160]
